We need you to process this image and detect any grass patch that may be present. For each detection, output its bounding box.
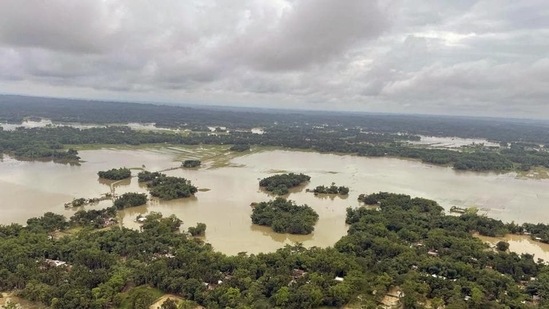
[67,144,275,169]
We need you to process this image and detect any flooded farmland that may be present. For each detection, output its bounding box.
[1,147,549,255]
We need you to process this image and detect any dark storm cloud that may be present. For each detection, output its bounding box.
[0,0,548,118]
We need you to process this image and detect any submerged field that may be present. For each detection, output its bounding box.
[2,145,549,255]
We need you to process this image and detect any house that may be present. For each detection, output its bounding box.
[291,268,307,279]
[44,259,68,267]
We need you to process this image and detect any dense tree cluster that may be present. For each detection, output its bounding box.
[0,127,80,162]
[97,168,131,180]
[312,183,349,195]
[69,207,117,228]
[2,192,549,308]
[259,173,311,195]
[0,210,366,308]
[522,223,549,244]
[229,144,250,152]
[339,192,547,308]
[182,160,201,168]
[3,117,549,173]
[26,212,68,232]
[454,152,514,171]
[137,171,163,182]
[144,174,198,200]
[188,223,207,237]
[113,193,148,210]
[251,198,319,234]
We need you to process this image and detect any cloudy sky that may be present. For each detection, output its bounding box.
[0,0,548,118]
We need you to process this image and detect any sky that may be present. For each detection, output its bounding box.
[0,0,548,118]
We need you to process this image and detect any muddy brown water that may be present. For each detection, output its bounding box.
[1,148,549,255]
[475,234,549,262]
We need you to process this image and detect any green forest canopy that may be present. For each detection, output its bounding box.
[312,183,349,195]
[97,168,131,180]
[138,171,199,200]
[4,192,549,308]
[251,198,319,235]
[259,173,311,196]
[113,193,148,210]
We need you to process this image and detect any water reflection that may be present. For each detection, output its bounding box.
[97,177,132,188]
[250,224,314,243]
[311,193,349,201]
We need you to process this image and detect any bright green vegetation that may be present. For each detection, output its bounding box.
[259,173,311,195]
[312,183,349,195]
[3,193,549,308]
[251,198,319,235]
[141,173,198,200]
[113,193,148,210]
[188,223,207,236]
[97,168,131,180]
[229,144,250,152]
[182,159,201,168]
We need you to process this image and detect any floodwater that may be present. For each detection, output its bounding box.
[475,234,549,262]
[0,119,169,132]
[1,148,549,255]
[410,135,500,148]
[0,119,56,131]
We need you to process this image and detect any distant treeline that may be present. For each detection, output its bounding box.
[3,125,549,172]
[2,95,549,172]
[2,95,549,144]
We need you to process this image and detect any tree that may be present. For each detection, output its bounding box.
[160,298,178,309]
[259,173,310,195]
[273,287,290,307]
[182,160,201,168]
[188,223,207,236]
[147,176,198,200]
[230,144,250,152]
[219,287,241,308]
[251,198,319,234]
[113,193,147,210]
[26,212,68,232]
[97,168,131,180]
[496,241,510,252]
